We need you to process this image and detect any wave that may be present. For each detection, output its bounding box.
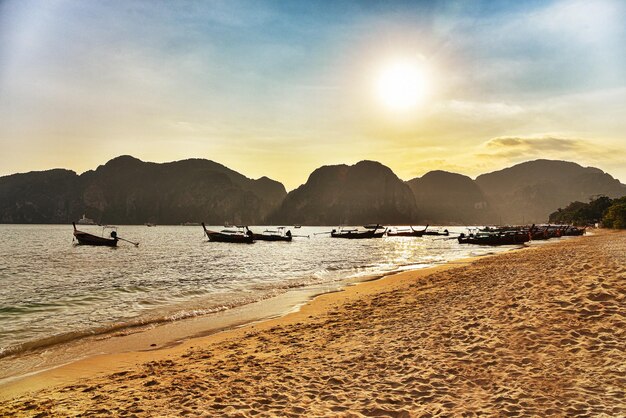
[0,271,361,359]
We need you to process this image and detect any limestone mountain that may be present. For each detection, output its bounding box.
[2,157,624,226]
[0,156,287,225]
[407,170,495,225]
[0,169,83,223]
[269,160,418,225]
[475,160,626,224]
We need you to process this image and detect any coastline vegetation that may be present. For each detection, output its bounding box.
[549,196,626,228]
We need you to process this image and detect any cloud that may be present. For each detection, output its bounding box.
[477,135,626,166]
[393,134,626,183]
[485,136,583,154]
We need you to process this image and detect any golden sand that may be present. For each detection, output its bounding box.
[2,231,625,416]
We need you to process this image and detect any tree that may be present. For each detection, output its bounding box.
[548,201,586,224]
[548,196,612,225]
[588,196,613,218]
[603,203,626,229]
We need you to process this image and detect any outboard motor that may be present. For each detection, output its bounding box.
[110,231,118,239]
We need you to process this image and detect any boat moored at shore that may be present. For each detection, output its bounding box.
[387,225,429,237]
[202,223,254,243]
[252,227,293,242]
[72,223,118,247]
[331,225,387,239]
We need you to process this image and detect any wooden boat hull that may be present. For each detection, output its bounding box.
[458,234,530,246]
[562,228,586,236]
[202,222,254,243]
[252,234,292,242]
[207,232,254,243]
[331,231,385,239]
[387,225,429,237]
[423,230,449,236]
[531,225,578,239]
[387,230,424,237]
[73,230,118,247]
[530,231,550,240]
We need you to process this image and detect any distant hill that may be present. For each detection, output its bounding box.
[268,160,418,225]
[0,169,83,223]
[2,157,624,225]
[0,156,286,224]
[475,160,626,224]
[407,170,495,225]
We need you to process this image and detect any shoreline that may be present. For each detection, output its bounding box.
[0,250,490,400]
[3,231,624,416]
[0,237,513,390]
[0,223,499,381]
[0,275,362,385]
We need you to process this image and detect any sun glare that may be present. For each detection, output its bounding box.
[375,59,428,111]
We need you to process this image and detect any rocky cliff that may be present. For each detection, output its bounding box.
[0,169,83,223]
[0,156,287,225]
[407,170,495,225]
[269,161,418,225]
[2,157,624,225]
[475,160,626,224]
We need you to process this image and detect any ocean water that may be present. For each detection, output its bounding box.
[0,224,516,361]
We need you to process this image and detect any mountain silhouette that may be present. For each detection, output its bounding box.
[0,156,286,224]
[475,160,626,224]
[407,170,495,225]
[1,157,624,225]
[268,160,418,225]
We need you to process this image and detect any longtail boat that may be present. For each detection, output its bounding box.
[72,222,118,247]
[423,228,450,236]
[529,224,551,240]
[458,229,530,245]
[331,225,387,239]
[561,225,586,236]
[202,223,254,243]
[252,227,293,242]
[387,225,429,237]
[529,224,577,240]
[529,224,560,240]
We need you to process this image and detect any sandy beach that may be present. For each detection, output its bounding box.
[2,230,625,416]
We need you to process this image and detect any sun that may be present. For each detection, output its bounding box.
[375,59,429,111]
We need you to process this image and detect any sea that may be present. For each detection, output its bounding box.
[0,224,520,381]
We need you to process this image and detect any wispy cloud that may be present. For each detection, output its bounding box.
[476,135,626,170]
[483,136,584,155]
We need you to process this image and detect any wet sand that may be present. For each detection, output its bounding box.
[2,231,625,416]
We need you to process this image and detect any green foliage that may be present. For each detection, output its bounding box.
[603,203,626,229]
[548,196,613,225]
[613,196,626,205]
[549,195,626,228]
[589,196,614,214]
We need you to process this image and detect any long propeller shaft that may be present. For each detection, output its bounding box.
[118,237,140,246]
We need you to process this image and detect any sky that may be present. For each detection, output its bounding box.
[1,0,625,190]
